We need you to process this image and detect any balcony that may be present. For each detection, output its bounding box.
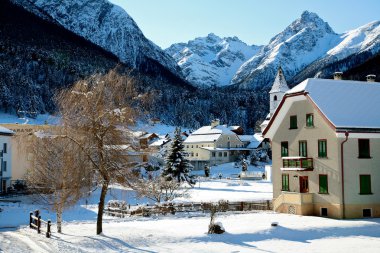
[281,157,313,171]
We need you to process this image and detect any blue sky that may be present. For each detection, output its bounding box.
[109,0,380,49]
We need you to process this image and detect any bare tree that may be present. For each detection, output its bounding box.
[26,132,92,233]
[55,70,139,234]
[133,172,182,203]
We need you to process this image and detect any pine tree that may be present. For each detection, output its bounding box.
[162,127,194,185]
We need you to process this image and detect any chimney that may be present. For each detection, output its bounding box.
[333,72,343,80]
[366,74,376,82]
[211,119,220,128]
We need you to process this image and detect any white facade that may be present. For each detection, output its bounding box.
[0,126,14,193]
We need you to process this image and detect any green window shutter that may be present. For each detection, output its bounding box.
[360,175,371,194]
[358,139,370,158]
[319,175,328,193]
[318,140,327,158]
[281,142,288,157]
[290,116,297,129]
[306,114,314,127]
[282,174,289,191]
[299,141,307,157]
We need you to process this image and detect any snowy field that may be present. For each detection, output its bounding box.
[1,212,380,253]
[1,159,378,252]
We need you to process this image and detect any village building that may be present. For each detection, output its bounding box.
[264,74,380,218]
[0,126,14,193]
[184,119,262,170]
[0,123,55,185]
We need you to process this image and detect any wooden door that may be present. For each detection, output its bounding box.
[299,176,309,193]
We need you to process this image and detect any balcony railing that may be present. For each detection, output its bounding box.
[282,157,313,170]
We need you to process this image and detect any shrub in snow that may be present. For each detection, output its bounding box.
[208,222,225,234]
[107,200,127,210]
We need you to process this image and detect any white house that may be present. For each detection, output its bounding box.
[0,126,14,193]
[184,119,261,170]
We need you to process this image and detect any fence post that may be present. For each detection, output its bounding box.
[37,216,41,234]
[266,200,270,210]
[29,212,33,229]
[46,220,51,238]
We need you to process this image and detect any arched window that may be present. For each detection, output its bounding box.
[274,95,278,101]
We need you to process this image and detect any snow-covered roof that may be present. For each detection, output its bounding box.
[149,138,169,147]
[228,126,241,130]
[191,125,235,135]
[184,134,221,143]
[269,67,290,93]
[0,126,14,135]
[287,78,380,129]
[139,133,158,139]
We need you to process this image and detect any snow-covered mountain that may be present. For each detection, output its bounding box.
[10,0,183,78]
[231,11,342,89]
[167,11,380,89]
[165,33,261,87]
[291,20,380,83]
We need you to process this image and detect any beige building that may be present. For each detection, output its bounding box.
[264,76,380,218]
[184,120,255,170]
[0,126,14,193]
[0,123,55,183]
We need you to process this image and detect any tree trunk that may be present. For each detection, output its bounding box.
[96,181,109,234]
[57,209,62,233]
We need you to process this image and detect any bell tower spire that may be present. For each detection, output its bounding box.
[269,67,289,116]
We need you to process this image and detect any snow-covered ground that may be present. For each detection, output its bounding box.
[0,112,59,125]
[2,161,379,252]
[1,212,380,253]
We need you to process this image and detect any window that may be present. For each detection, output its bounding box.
[290,115,297,129]
[321,208,328,217]
[299,141,307,157]
[3,143,7,154]
[359,175,372,194]
[212,152,215,157]
[196,153,198,157]
[191,153,194,157]
[2,161,6,172]
[224,152,227,157]
[358,139,370,158]
[186,145,189,148]
[281,142,288,157]
[196,145,198,148]
[318,140,327,158]
[281,174,289,191]
[274,95,277,101]
[319,175,328,194]
[218,152,222,157]
[191,145,193,148]
[363,209,372,217]
[306,114,314,127]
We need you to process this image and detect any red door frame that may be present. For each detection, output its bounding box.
[299,176,309,193]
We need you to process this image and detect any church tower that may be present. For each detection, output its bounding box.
[269,67,289,116]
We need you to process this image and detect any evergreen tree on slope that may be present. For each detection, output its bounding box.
[162,127,194,185]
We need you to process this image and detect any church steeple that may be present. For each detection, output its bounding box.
[269,67,289,116]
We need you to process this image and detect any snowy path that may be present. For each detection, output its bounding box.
[1,212,380,253]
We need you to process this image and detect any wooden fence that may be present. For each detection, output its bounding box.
[29,210,51,238]
[105,200,272,218]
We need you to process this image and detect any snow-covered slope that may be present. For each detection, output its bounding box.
[231,11,341,89]
[292,20,380,82]
[166,33,261,87]
[11,0,183,77]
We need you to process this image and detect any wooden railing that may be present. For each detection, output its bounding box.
[29,210,51,238]
[282,157,313,170]
[105,200,272,218]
